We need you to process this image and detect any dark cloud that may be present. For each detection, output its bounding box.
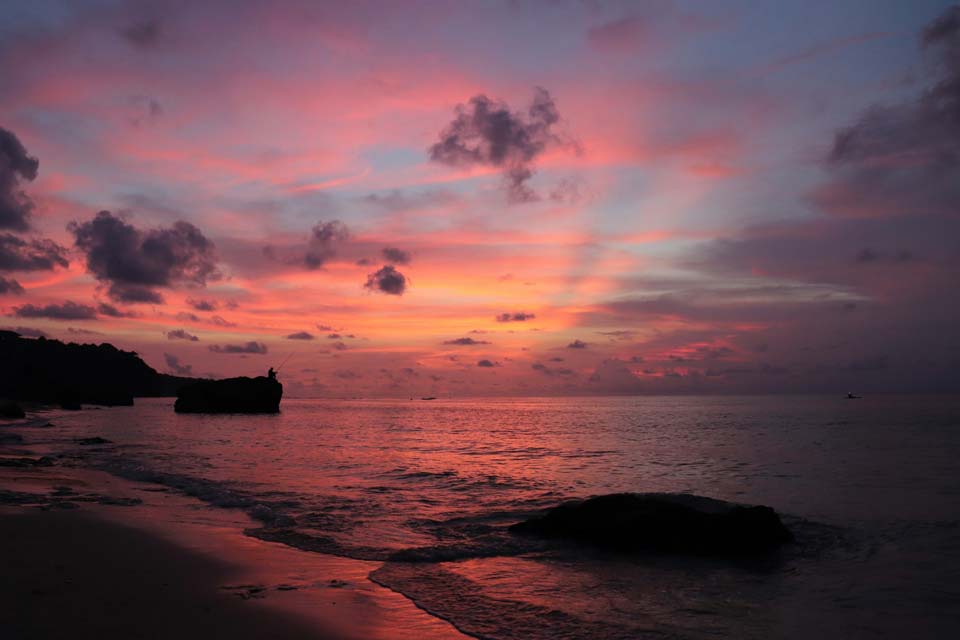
[209,315,236,327]
[0,127,39,231]
[532,362,574,377]
[382,247,411,265]
[443,337,490,346]
[176,312,200,322]
[0,233,69,271]
[13,301,97,320]
[167,329,199,342]
[567,339,589,349]
[429,87,571,202]
[120,18,162,48]
[817,6,960,219]
[286,331,314,340]
[186,297,218,311]
[97,303,137,318]
[364,265,407,295]
[477,359,499,367]
[0,276,24,294]
[69,211,220,303]
[333,341,348,351]
[164,353,193,376]
[496,311,535,322]
[303,220,349,269]
[208,342,268,354]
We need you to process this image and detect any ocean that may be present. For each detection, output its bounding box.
[22,395,960,639]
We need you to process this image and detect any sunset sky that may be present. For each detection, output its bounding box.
[1,0,958,396]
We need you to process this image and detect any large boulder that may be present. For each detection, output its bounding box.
[174,376,282,414]
[509,493,792,556]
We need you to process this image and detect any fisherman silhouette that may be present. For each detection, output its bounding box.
[267,367,277,380]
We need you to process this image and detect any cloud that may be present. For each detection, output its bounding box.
[364,265,407,295]
[477,359,499,367]
[531,362,574,377]
[2,325,47,338]
[67,327,103,336]
[443,337,490,345]
[429,87,572,202]
[286,331,314,340]
[815,6,960,219]
[164,353,194,376]
[208,342,268,354]
[303,220,349,269]
[97,303,137,318]
[0,276,24,294]
[13,301,97,320]
[567,339,589,349]
[0,127,39,231]
[176,312,200,322]
[382,247,411,265]
[120,18,162,49]
[70,211,220,303]
[496,311,535,322]
[167,329,199,341]
[186,297,218,311]
[0,233,69,271]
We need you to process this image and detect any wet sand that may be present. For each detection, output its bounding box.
[0,433,467,640]
[0,508,344,639]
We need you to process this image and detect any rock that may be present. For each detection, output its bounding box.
[509,493,793,556]
[174,376,283,414]
[0,398,25,419]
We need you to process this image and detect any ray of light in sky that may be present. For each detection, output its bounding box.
[1,0,958,396]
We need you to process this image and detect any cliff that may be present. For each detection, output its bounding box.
[0,330,198,407]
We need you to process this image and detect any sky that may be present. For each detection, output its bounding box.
[1,0,958,396]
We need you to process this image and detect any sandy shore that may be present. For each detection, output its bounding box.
[0,421,467,640]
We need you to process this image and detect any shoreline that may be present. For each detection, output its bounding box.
[0,418,468,640]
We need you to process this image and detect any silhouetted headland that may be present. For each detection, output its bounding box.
[0,330,198,408]
[174,376,283,414]
[510,492,792,556]
[0,398,25,419]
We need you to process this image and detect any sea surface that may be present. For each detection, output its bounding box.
[23,395,960,639]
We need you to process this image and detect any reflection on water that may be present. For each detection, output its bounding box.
[34,395,960,639]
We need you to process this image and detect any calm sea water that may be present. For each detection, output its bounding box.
[29,395,960,638]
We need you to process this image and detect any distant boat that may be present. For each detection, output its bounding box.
[421,396,437,401]
[846,392,863,399]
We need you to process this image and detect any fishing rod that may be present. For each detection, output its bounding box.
[275,350,297,373]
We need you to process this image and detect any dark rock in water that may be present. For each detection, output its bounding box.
[509,492,793,556]
[0,398,25,419]
[174,376,282,414]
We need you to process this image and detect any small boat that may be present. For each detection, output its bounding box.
[421,396,437,401]
[846,392,862,399]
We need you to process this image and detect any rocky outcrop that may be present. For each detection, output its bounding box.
[509,492,792,556]
[0,330,198,407]
[174,376,282,414]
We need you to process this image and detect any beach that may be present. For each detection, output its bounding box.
[3,396,960,639]
[0,448,466,640]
